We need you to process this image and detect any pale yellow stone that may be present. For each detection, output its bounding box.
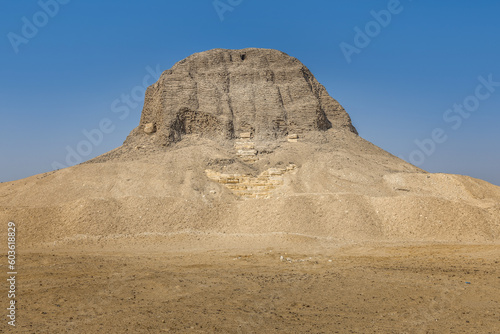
[237,150,257,156]
[144,122,156,134]
[204,163,297,199]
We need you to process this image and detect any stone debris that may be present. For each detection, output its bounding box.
[205,164,297,199]
[234,138,258,162]
[144,122,156,134]
[287,134,298,142]
[280,255,317,263]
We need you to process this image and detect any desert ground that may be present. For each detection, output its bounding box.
[4,239,498,333]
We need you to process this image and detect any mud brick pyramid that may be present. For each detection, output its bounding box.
[1,48,499,247]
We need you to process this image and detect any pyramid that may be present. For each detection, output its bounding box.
[1,48,499,249]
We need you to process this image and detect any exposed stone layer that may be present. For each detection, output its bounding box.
[205,164,297,199]
[125,48,357,147]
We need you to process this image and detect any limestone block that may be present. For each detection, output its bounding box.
[204,163,297,199]
[144,122,156,134]
[235,143,255,150]
[268,168,284,175]
[237,150,257,156]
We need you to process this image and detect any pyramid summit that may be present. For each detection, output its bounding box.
[124,48,357,148]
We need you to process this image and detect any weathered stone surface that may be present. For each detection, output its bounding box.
[205,164,297,198]
[144,122,156,134]
[125,48,357,147]
[287,133,299,142]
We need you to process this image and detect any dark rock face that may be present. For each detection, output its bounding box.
[125,48,357,146]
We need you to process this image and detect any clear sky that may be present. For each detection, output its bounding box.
[1,0,499,185]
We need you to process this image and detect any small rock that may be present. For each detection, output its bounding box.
[144,122,156,134]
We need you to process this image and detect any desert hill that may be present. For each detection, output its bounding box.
[1,48,499,249]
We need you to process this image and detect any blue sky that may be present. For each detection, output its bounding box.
[1,0,499,185]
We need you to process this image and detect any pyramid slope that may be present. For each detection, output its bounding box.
[1,131,499,247]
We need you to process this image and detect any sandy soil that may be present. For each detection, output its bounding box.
[7,242,499,333]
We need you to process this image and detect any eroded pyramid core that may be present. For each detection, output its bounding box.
[125,48,357,147]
